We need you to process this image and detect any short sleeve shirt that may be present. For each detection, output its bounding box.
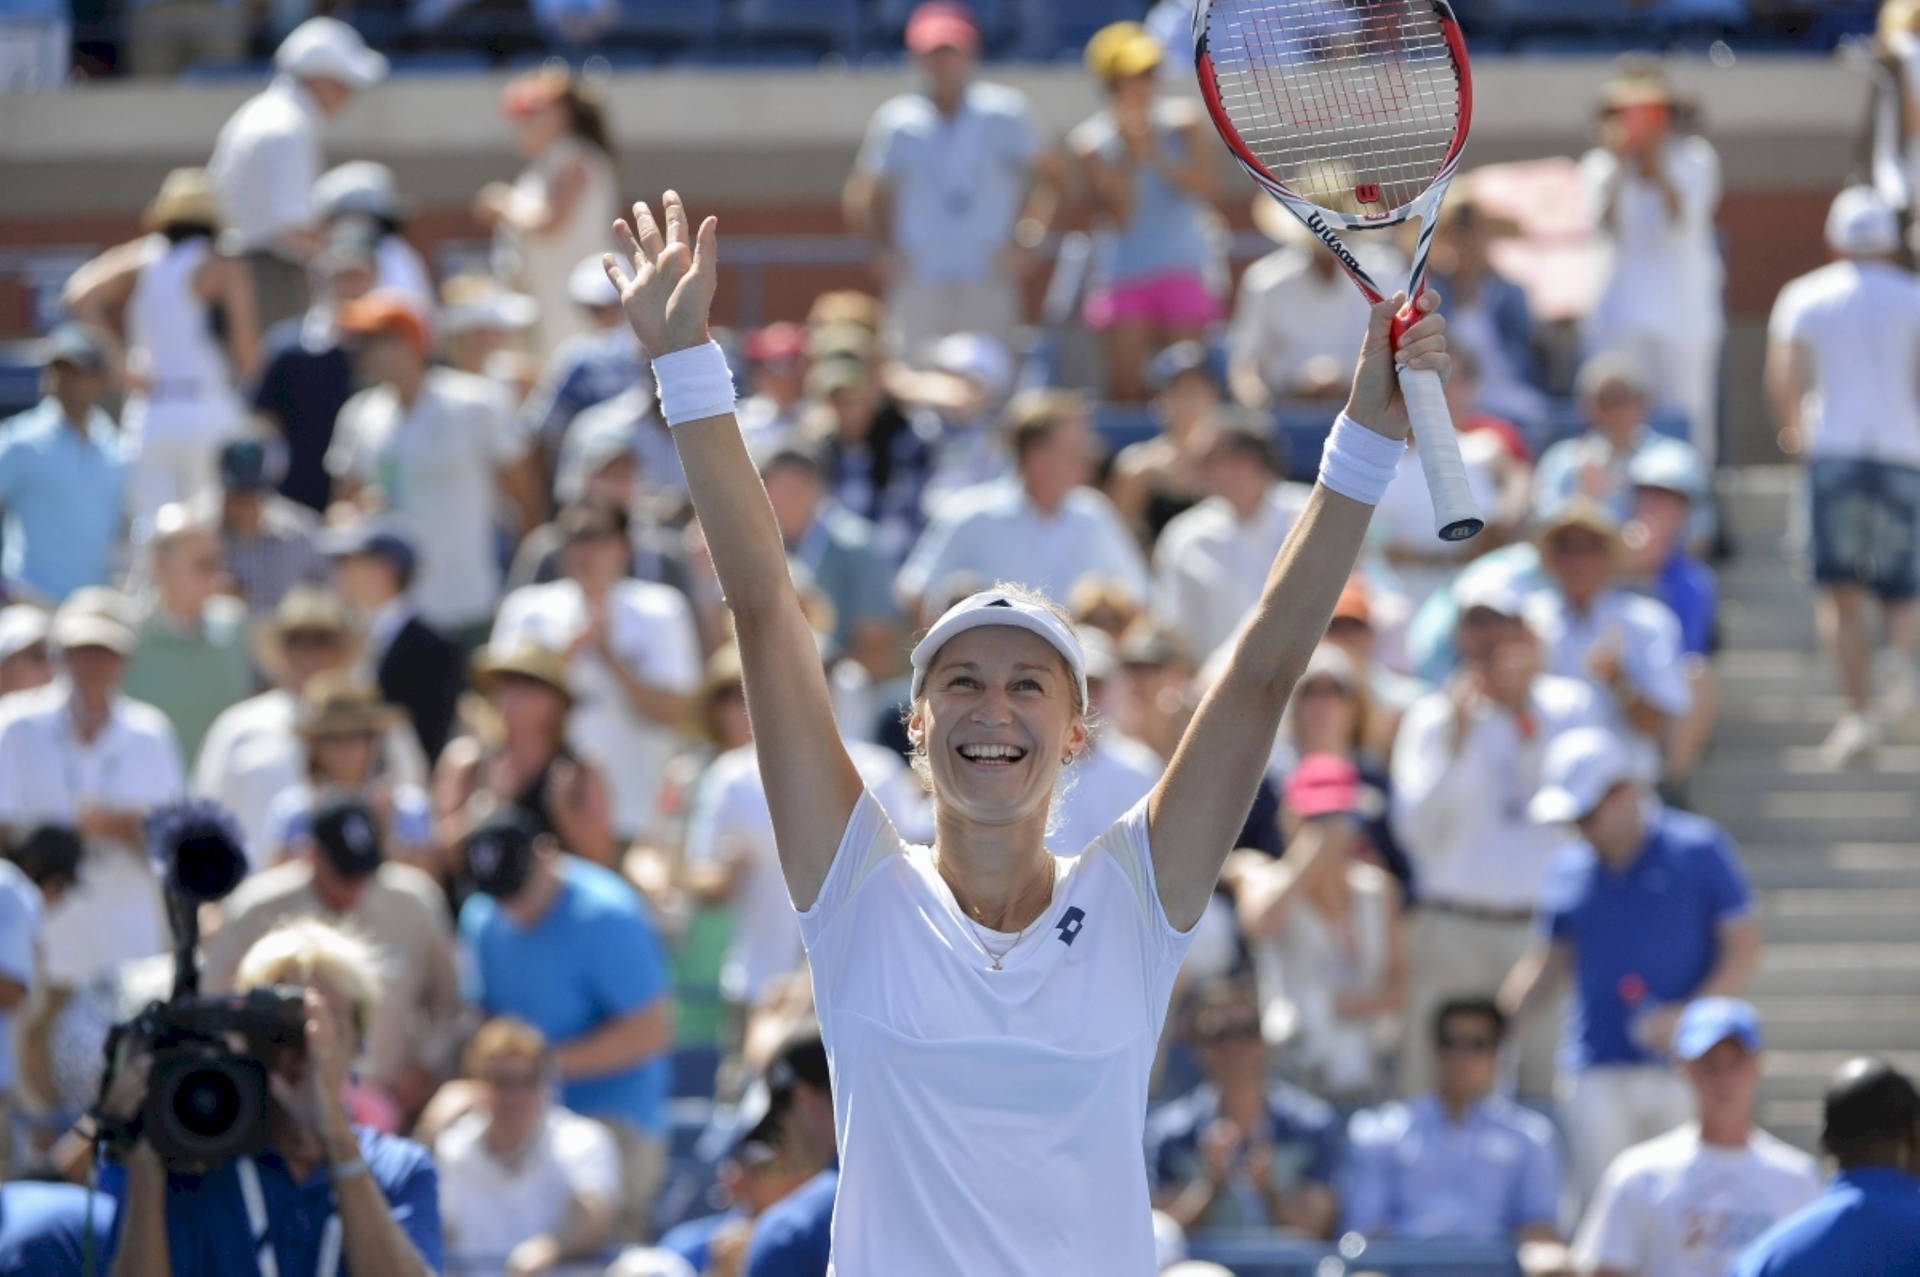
[1767,259,1920,468]
[1341,1095,1560,1241]
[0,400,129,603]
[1145,1081,1341,1230]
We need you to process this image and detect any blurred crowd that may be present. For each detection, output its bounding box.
[3,4,1920,1276]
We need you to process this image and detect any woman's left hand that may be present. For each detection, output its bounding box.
[1342,290,1448,440]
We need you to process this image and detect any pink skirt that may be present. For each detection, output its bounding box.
[1084,270,1223,331]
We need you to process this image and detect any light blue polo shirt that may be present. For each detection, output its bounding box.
[1342,1094,1561,1241]
[1733,1167,1920,1277]
[0,859,42,1096]
[0,398,129,603]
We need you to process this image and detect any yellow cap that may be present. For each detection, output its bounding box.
[1085,21,1163,82]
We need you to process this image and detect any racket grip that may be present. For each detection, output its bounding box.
[1396,364,1485,542]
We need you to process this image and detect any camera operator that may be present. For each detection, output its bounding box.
[95,917,443,1276]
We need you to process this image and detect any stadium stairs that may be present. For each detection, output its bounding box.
[1701,467,1920,1153]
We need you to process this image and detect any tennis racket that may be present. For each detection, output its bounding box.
[1193,0,1483,541]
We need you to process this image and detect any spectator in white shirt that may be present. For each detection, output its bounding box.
[896,389,1147,617]
[1765,186,1920,768]
[1580,69,1724,464]
[1573,999,1821,1277]
[435,1017,622,1277]
[1391,576,1604,1100]
[206,17,388,330]
[1153,409,1310,663]
[1049,629,1164,858]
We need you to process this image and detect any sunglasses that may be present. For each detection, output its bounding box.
[1198,1020,1262,1046]
[282,629,345,651]
[1436,1034,1498,1054]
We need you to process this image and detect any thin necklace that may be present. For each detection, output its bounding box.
[951,862,1056,971]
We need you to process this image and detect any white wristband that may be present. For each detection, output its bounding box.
[651,341,736,428]
[1317,412,1404,507]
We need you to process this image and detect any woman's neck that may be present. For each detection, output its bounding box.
[932,809,1056,932]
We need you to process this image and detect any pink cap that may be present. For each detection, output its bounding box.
[906,2,979,55]
[1285,753,1362,818]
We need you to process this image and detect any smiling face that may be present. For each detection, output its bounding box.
[910,626,1086,830]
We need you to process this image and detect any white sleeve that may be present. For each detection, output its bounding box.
[323,402,368,480]
[558,1114,622,1200]
[483,388,531,468]
[1571,1162,1647,1273]
[1227,261,1274,369]
[1387,693,1486,862]
[124,720,186,807]
[251,125,321,240]
[683,761,751,869]
[795,788,906,950]
[1766,280,1808,346]
[620,589,702,693]
[0,720,27,826]
[1622,601,1692,716]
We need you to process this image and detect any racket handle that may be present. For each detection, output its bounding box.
[1396,364,1485,542]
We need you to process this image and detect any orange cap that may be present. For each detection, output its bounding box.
[1331,577,1371,626]
[336,292,430,353]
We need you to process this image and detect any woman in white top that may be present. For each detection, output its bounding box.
[63,167,258,531]
[600,191,1449,1275]
[475,67,619,362]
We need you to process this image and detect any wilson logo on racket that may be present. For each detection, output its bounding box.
[1304,212,1365,278]
[1354,182,1382,204]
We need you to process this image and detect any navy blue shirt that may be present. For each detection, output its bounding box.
[250,317,354,512]
[0,1181,117,1277]
[1733,1167,1920,1277]
[99,1127,443,1275]
[744,1168,835,1277]
[1540,806,1752,1071]
[1145,1081,1340,1230]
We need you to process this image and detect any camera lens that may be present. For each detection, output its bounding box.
[171,1066,244,1138]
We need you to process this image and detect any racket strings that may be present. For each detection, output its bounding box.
[1206,0,1460,211]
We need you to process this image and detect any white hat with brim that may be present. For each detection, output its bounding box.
[1528,726,1636,824]
[441,291,539,336]
[1455,571,1527,620]
[51,610,136,656]
[569,253,622,309]
[910,589,1088,708]
[275,17,388,89]
[0,605,50,663]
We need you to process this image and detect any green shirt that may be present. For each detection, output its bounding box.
[122,596,257,766]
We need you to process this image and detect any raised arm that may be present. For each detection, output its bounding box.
[1146,293,1447,930]
[603,194,863,911]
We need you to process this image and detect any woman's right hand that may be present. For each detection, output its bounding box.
[98,1044,153,1126]
[603,191,719,357]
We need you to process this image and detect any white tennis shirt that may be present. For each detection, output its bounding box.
[798,790,1193,1274]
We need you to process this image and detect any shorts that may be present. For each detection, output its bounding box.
[1083,271,1221,331]
[1807,457,1920,600]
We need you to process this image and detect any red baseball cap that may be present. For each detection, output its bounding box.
[1285,753,1362,819]
[906,1,979,55]
[745,322,807,364]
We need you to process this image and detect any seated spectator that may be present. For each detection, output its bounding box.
[1502,728,1761,1205]
[1573,999,1820,1277]
[1372,424,1515,609]
[260,675,436,868]
[1391,577,1603,1100]
[1319,577,1425,760]
[437,273,541,401]
[456,809,675,1244]
[0,846,42,1181]
[492,501,701,846]
[310,161,436,314]
[199,438,329,619]
[96,918,442,1276]
[920,332,1016,509]
[657,1087,815,1275]
[897,390,1148,615]
[121,506,255,765]
[742,1032,837,1277]
[518,254,645,468]
[1343,997,1562,1253]
[0,605,53,697]
[563,382,686,512]
[1152,408,1311,663]
[1146,978,1340,1238]
[0,325,126,605]
[736,322,811,449]
[1114,623,1199,765]
[1109,345,1227,545]
[327,521,464,765]
[1049,630,1164,858]
[1534,352,1707,538]
[510,412,690,597]
[436,1018,622,1277]
[806,330,944,566]
[1271,644,1408,889]
[1069,575,1145,643]
[1623,447,1720,794]
[1428,197,1548,434]
[437,644,615,866]
[1228,755,1406,1105]
[1445,343,1536,480]
[204,795,460,1125]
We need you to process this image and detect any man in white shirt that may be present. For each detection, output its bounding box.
[1392,576,1604,1101]
[1573,999,1821,1277]
[1050,629,1164,858]
[0,594,182,990]
[896,389,1147,617]
[1153,411,1311,662]
[206,17,387,330]
[1765,185,1920,768]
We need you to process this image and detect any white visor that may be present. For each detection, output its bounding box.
[909,589,1088,708]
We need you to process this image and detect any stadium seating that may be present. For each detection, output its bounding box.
[735,0,865,55]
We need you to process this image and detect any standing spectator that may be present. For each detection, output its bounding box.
[1070,23,1219,402]
[1580,68,1724,463]
[206,17,389,331]
[200,437,329,619]
[736,323,811,448]
[843,1,1058,360]
[1533,352,1706,532]
[63,167,258,529]
[327,521,464,764]
[807,333,942,566]
[435,1018,622,1277]
[310,160,436,313]
[491,501,703,846]
[1153,410,1310,663]
[1501,727,1761,1204]
[1734,1058,1920,1277]
[1049,630,1164,858]
[475,68,619,362]
[1622,447,1720,793]
[1392,578,1604,1100]
[1108,342,1227,545]
[458,809,675,1243]
[326,291,543,646]
[518,256,644,469]
[0,325,127,605]
[121,506,255,764]
[1766,185,1920,768]
[0,850,41,1181]
[896,390,1147,614]
[1343,997,1563,1252]
[204,795,461,1124]
[741,1032,838,1277]
[0,605,53,697]
[0,595,181,990]
[1573,998,1821,1277]
[259,676,436,867]
[1145,978,1340,1239]
[1428,197,1547,433]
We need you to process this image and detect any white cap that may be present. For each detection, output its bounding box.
[909,589,1088,708]
[275,17,388,88]
[932,332,1014,401]
[0,604,50,663]
[1455,570,1527,619]
[1628,444,1708,501]
[313,161,398,221]
[1529,726,1638,824]
[441,290,539,336]
[569,253,621,309]
[1825,185,1900,258]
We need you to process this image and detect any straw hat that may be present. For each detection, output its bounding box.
[1251,194,1315,249]
[297,673,403,739]
[1535,497,1625,557]
[472,644,574,705]
[144,168,221,232]
[252,586,357,683]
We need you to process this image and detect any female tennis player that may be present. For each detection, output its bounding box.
[604,191,1447,1274]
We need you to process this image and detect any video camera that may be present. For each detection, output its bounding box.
[97,801,308,1171]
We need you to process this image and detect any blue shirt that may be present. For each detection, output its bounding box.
[1733,1167,1920,1277]
[659,1209,742,1271]
[249,318,353,513]
[1145,1081,1340,1231]
[0,1182,116,1277]
[519,327,643,454]
[1540,807,1753,1071]
[744,1169,835,1277]
[1342,1095,1560,1241]
[460,858,672,1135]
[1070,102,1215,285]
[0,860,40,1094]
[1652,550,1717,657]
[0,398,128,602]
[99,1127,442,1275]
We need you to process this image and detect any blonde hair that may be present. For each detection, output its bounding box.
[233,918,381,1047]
[463,1016,550,1077]
[1882,0,1920,40]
